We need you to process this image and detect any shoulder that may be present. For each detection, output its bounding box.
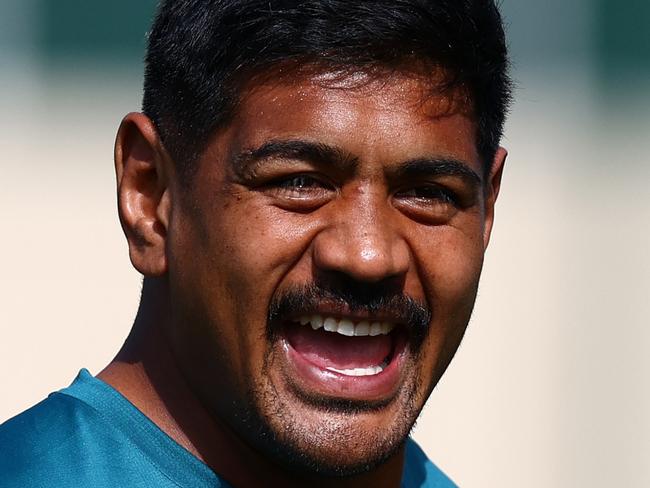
[0,392,105,487]
[0,390,162,488]
[0,371,220,488]
[402,438,457,488]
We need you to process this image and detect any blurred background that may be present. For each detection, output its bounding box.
[1,1,648,486]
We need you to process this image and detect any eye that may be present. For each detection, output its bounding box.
[395,185,459,206]
[275,175,326,192]
[264,174,335,211]
[393,184,461,223]
[396,185,458,206]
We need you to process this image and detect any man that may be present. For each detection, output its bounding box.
[0,1,510,486]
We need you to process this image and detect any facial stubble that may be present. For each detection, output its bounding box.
[226,285,432,478]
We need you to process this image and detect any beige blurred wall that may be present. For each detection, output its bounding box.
[1,2,649,487]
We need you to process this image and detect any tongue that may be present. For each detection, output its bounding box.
[285,324,392,370]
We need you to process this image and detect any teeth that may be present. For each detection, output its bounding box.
[381,322,396,334]
[326,358,389,376]
[369,322,382,336]
[296,315,395,337]
[354,321,370,336]
[337,319,355,336]
[326,363,386,377]
[323,317,338,332]
[310,315,323,330]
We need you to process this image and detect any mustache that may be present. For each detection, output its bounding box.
[267,284,431,348]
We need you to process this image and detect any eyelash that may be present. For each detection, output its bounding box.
[394,185,460,206]
[273,175,328,191]
[263,174,334,205]
[260,174,462,220]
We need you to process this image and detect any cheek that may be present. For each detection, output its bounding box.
[170,197,321,329]
[429,241,484,300]
[212,204,320,295]
[412,223,485,357]
[165,199,321,396]
[414,221,482,285]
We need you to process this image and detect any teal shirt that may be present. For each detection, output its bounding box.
[0,370,455,487]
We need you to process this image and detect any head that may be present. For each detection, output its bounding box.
[116,0,511,478]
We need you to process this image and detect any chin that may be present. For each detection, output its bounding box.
[250,403,414,478]
[237,353,425,478]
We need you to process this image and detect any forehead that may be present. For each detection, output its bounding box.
[213,70,479,171]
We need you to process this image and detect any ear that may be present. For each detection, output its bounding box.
[114,112,172,276]
[482,146,507,250]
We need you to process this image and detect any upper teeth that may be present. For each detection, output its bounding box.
[297,315,395,337]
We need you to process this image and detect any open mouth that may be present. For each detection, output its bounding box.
[276,314,408,403]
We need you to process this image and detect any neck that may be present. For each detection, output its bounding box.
[98,278,405,488]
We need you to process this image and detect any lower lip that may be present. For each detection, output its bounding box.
[278,331,408,403]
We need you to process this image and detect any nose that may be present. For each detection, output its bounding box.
[312,192,410,284]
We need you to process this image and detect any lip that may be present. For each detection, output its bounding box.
[276,327,408,404]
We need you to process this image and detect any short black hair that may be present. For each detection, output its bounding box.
[143,0,511,178]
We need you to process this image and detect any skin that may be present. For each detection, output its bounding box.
[99,70,506,487]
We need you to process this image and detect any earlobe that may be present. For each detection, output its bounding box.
[482,146,507,250]
[114,113,172,276]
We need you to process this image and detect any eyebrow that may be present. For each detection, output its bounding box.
[232,139,358,175]
[393,158,482,187]
[232,138,481,187]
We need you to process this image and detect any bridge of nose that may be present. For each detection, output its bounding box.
[311,183,410,283]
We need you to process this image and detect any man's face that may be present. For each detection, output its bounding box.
[164,71,498,474]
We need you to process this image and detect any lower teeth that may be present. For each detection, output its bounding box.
[326,359,389,377]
